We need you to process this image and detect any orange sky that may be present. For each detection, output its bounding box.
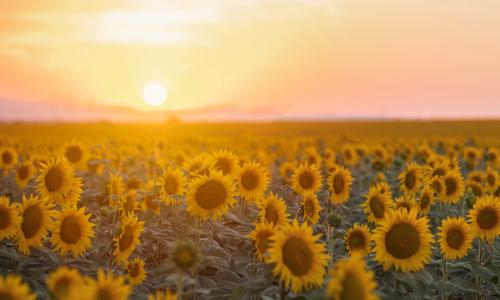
[1,0,500,120]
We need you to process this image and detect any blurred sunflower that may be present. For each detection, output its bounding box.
[301,191,321,225]
[158,168,187,206]
[466,181,484,198]
[15,161,34,189]
[267,220,328,293]
[442,170,465,204]
[16,194,56,255]
[186,171,236,220]
[398,162,421,195]
[126,258,146,286]
[46,266,84,300]
[429,160,450,178]
[0,147,17,170]
[341,144,359,166]
[0,274,36,300]
[485,168,499,193]
[279,161,296,184]
[373,209,432,272]
[467,171,484,184]
[394,195,419,213]
[257,193,289,227]
[429,175,445,200]
[362,186,393,224]
[114,213,144,264]
[291,163,322,196]
[0,195,21,240]
[120,189,139,216]
[249,222,275,261]
[326,254,379,300]
[63,141,87,169]
[107,174,125,206]
[344,224,372,256]
[304,147,322,167]
[417,186,435,214]
[85,269,131,300]
[237,161,269,202]
[438,217,473,260]
[51,206,95,257]
[211,149,239,177]
[171,240,201,272]
[328,166,353,205]
[468,195,500,242]
[148,290,178,300]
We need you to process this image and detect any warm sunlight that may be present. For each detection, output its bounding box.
[143,82,168,106]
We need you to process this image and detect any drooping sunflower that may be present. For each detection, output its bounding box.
[301,191,322,225]
[249,222,275,261]
[257,193,289,227]
[417,186,435,214]
[438,217,473,260]
[46,266,85,300]
[148,289,178,300]
[0,195,21,240]
[211,149,239,177]
[344,224,372,256]
[63,141,87,169]
[0,274,36,300]
[267,220,329,293]
[398,162,422,196]
[126,258,146,286]
[328,166,353,205]
[468,195,500,242]
[236,161,269,202]
[15,161,34,189]
[114,213,144,264]
[326,254,379,300]
[0,147,18,170]
[85,269,131,300]
[373,209,433,272]
[36,156,82,207]
[291,163,322,196]
[16,194,56,255]
[186,171,236,220]
[51,206,95,257]
[394,195,419,213]
[441,170,465,204]
[362,186,393,224]
[158,168,187,206]
[171,240,201,272]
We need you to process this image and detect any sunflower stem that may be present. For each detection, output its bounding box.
[441,258,447,300]
[239,198,245,217]
[279,281,289,300]
[475,240,483,300]
[157,218,162,266]
[177,270,184,298]
[108,210,117,271]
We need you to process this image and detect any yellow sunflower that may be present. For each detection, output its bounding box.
[120,189,139,216]
[257,193,289,227]
[114,213,144,264]
[15,161,34,189]
[236,161,269,202]
[148,289,178,300]
[249,222,275,261]
[373,209,433,272]
[291,163,322,196]
[158,168,187,206]
[326,254,379,300]
[51,206,95,257]
[46,266,85,300]
[302,191,322,225]
[468,195,500,242]
[467,171,484,184]
[126,258,146,286]
[186,171,236,220]
[16,194,56,255]
[394,195,419,213]
[485,168,499,193]
[267,220,329,293]
[211,149,239,177]
[0,195,21,240]
[362,186,393,224]
[466,181,484,198]
[429,175,445,200]
[441,170,465,204]
[341,144,359,166]
[304,147,322,167]
[84,269,131,300]
[107,174,125,206]
[344,224,372,256]
[0,147,18,170]
[0,274,36,300]
[63,141,87,169]
[417,186,435,214]
[171,240,201,272]
[328,166,353,205]
[279,161,296,184]
[398,162,422,195]
[438,217,473,260]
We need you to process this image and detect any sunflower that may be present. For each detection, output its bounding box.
[398,163,422,195]
[236,161,269,202]
[441,170,465,204]
[148,290,178,300]
[417,186,435,214]
[186,171,236,220]
[323,148,337,170]
[279,161,296,183]
[36,156,82,207]
[291,163,322,196]
[63,141,87,169]
[158,168,187,206]
[120,189,139,216]
[429,160,450,178]
[211,149,239,177]
[51,206,95,257]
[0,147,18,170]
[394,195,419,213]
[438,217,473,260]
[485,168,499,193]
[373,209,433,272]
[249,222,275,261]
[341,144,359,166]
[125,177,142,191]
[46,266,85,300]
[466,181,484,198]
[171,240,201,272]
[302,191,322,225]
[326,254,379,300]
[464,146,481,169]
[257,193,289,227]
[328,166,353,205]
[85,269,131,300]
[0,195,21,240]
[107,174,125,206]
[344,224,372,256]
[0,274,36,300]
[114,213,144,264]
[468,195,500,242]
[15,161,34,189]
[183,154,214,177]
[362,186,393,224]
[467,171,484,184]
[16,194,56,255]
[126,258,146,286]
[373,181,393,199]
[267,220,329,293]
[304,147,322,167]
[429,175,445,199]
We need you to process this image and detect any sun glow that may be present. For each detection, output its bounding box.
[143,82,168,106]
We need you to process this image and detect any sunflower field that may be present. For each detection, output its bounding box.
[0,121,499,300]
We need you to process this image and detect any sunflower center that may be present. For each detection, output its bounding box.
[420,194,430,209]
[348,230,366,250]
[477,208,498,230]
[21,204,43,239]
[299,171,314,190]
[45,167,65,192]
[65,146,83,163]
[385,222,420,259]
[433,168,446,177]
[119,226,134,251]
[304,198,315,217]
[344,150,352,161]
[60,215,82,244]
[215,158,232,175]
[1,151,12,164]
[340,271,365,300]
[446,226,464,249]
[194,180,227,209]
[256,232,272,254]
[369,196,385,219]
[18,166,30,179]
[164,175,179,195]
[174,247,196,269]
[405,171,417,190]
[333,174,345,194]
[445,177,457,196]
[487,174,495,186]
[128,263,140,278]
[0,207,10,229]
[265,205,279,226]
[282,237,313,276]
[96,287,114,300]
[307,155,317,165]
[241,170,259,190]
[54,276,72,297]
[0,291,14,300]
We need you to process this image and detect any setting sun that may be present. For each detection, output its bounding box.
[143,82,168,106]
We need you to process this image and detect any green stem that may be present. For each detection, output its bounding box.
[441,258,447,300]
[177,270,184,298]
[475,240,483,300]
[279,281,289,300]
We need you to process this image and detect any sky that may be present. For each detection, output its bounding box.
[1,0,500,121]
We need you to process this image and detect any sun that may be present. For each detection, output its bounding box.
[143,82,168,106]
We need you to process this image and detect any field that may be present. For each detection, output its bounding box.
[1,120,499,300]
